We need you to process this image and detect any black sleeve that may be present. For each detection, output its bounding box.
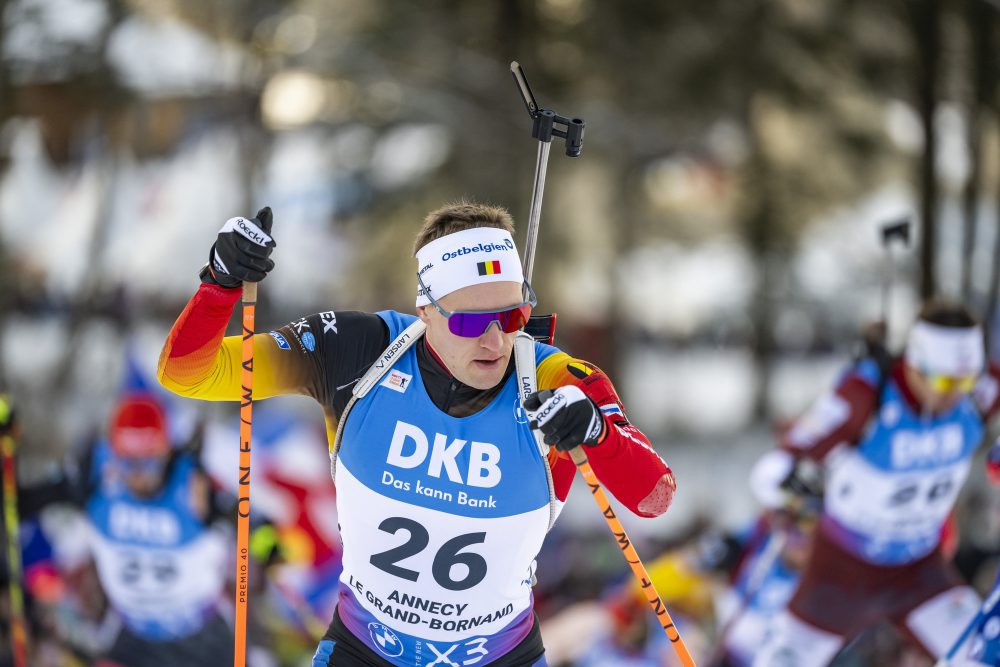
[271,310,390,418]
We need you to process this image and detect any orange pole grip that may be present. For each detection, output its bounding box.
[569,447,697,667]
[234,282,257,667]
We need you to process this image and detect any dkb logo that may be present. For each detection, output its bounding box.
[386,420,502,488]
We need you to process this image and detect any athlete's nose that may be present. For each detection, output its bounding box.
[479,321,504,352]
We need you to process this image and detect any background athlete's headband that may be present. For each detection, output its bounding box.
[905,320,984,378]
[415,228,524,307]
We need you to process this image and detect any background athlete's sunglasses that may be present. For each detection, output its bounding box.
[417,272,537,338]
[921,371,977,394]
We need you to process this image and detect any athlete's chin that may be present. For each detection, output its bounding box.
[925,395,962,415]
[463,359,508,390]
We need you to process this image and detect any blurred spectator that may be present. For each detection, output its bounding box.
[708,511,813,667]
[542,543,713,666]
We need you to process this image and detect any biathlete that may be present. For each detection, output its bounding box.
[753,301,1000,666]
[158,202,677,666]
[19,392,233,667]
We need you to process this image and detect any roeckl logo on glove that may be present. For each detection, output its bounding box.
[220,216,273,247]
[526,386,604,448]
[531,392,566,425]
[236,219,268,245]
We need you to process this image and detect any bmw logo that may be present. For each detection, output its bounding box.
[367,622,404,658]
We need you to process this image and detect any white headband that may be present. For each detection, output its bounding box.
[905,320,984,377]
[415,227,524,307]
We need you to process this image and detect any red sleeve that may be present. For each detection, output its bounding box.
[537,353,675,518]
[973,361,1000,421]
[157,282,243,399]
[779,367,877,461]
[157,282,321,401]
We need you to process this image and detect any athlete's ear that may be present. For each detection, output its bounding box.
[417,305,432,324]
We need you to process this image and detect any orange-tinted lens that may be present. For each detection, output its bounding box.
[498,304,532,333]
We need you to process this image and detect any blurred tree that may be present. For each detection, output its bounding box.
[960,0,994,302]
[569,0,918,416]
[1,0,995,441]
[911,0,942,300]
[0,0,11,387]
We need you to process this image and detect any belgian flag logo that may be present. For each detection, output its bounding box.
[477,260,501,276]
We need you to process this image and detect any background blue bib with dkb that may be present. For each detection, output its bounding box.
[823,359,984,565]
[87,444,227,639]
[333,310,559,667]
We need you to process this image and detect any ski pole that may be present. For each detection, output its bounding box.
[568,448,697,666]
[511,62,696,666]
[933,588,995,667]
[705,527,787,666]
[234,282,257,667]
[272,579,328,639]
[0,397,28,667]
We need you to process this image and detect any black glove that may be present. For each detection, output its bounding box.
[779,459,824,516]
[523,386,604,451]
[205,207,276,288]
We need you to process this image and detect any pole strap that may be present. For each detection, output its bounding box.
[513,333,561,531]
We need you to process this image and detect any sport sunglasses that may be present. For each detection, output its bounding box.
[417,272,537,338]
[921,371,977,395]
